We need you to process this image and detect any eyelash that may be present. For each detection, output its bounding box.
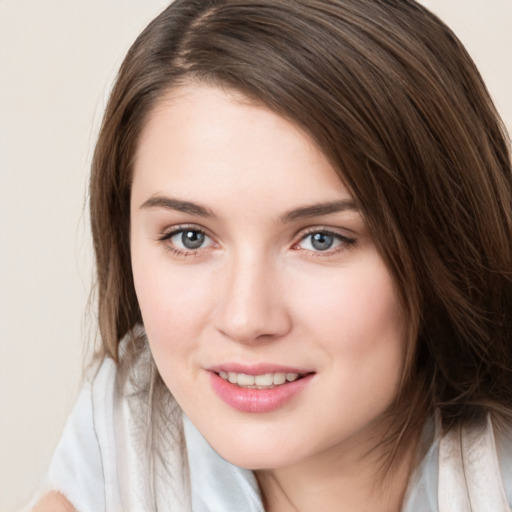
[157,225,214,258]
[157,225,357,258]
[294,228,357,257]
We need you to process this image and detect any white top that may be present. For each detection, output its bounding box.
[30,352,512,512]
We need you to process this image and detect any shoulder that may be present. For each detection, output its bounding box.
[494,418,512,506]
[36,356,117,512]
[438,415,512,510]
[32,330,187,512]
[404,414,512,511]
[30,491,75,512]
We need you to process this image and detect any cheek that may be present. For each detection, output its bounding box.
[131,246,216,351]
[138,277,208,338]
[291,255,405,410]
[292,259,403,354]
[131,260,215,400]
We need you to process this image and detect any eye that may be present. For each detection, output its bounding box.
[302,232,338,251]
[160,227,214,254]
[173,229,208,249]
[296,230,355,253]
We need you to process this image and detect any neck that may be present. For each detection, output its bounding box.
[255,422,420,512]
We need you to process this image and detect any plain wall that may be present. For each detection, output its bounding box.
[0,1,510,511]
[0,2,170,510]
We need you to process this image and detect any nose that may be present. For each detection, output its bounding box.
[213,253,292,344]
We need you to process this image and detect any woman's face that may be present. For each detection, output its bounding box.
[130,84,405,470]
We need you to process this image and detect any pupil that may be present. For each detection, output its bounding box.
[182,230,205,249]
[311,233,333,251]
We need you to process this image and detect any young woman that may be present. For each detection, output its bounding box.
[32,1,512,511]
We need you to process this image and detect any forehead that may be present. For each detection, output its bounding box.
[131,84,352,210]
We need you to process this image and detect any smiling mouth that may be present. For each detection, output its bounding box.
[216,371,306,389]
[210,369,314,413]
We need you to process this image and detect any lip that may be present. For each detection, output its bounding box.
[208,366,314,413]
[207,363,311,375]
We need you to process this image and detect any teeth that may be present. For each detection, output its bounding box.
[254,373,273,386]
[218,371,303,388]
[273,373,287,385]
[237,374,255,386]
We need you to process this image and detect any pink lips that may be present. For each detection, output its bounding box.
[208,364,314,413]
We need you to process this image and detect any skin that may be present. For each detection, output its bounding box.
[32,492,75,512]
[129,84,413,511]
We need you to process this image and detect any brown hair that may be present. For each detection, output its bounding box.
[89,0,512,465]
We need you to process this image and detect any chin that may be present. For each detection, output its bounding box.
[208,434,302,470]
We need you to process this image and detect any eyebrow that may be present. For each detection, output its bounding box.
[140,196,216,218]
[140,195,358,222]
[280,200,358,223]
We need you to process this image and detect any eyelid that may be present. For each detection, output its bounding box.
[296,226,355,241]
[156,224,356,258]
[158,224,217,256]
[159,223,210,240]
[292,227,357,254]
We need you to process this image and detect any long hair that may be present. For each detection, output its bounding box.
[89,0,512,467]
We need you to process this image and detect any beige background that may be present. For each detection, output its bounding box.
[0,1,510,510]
